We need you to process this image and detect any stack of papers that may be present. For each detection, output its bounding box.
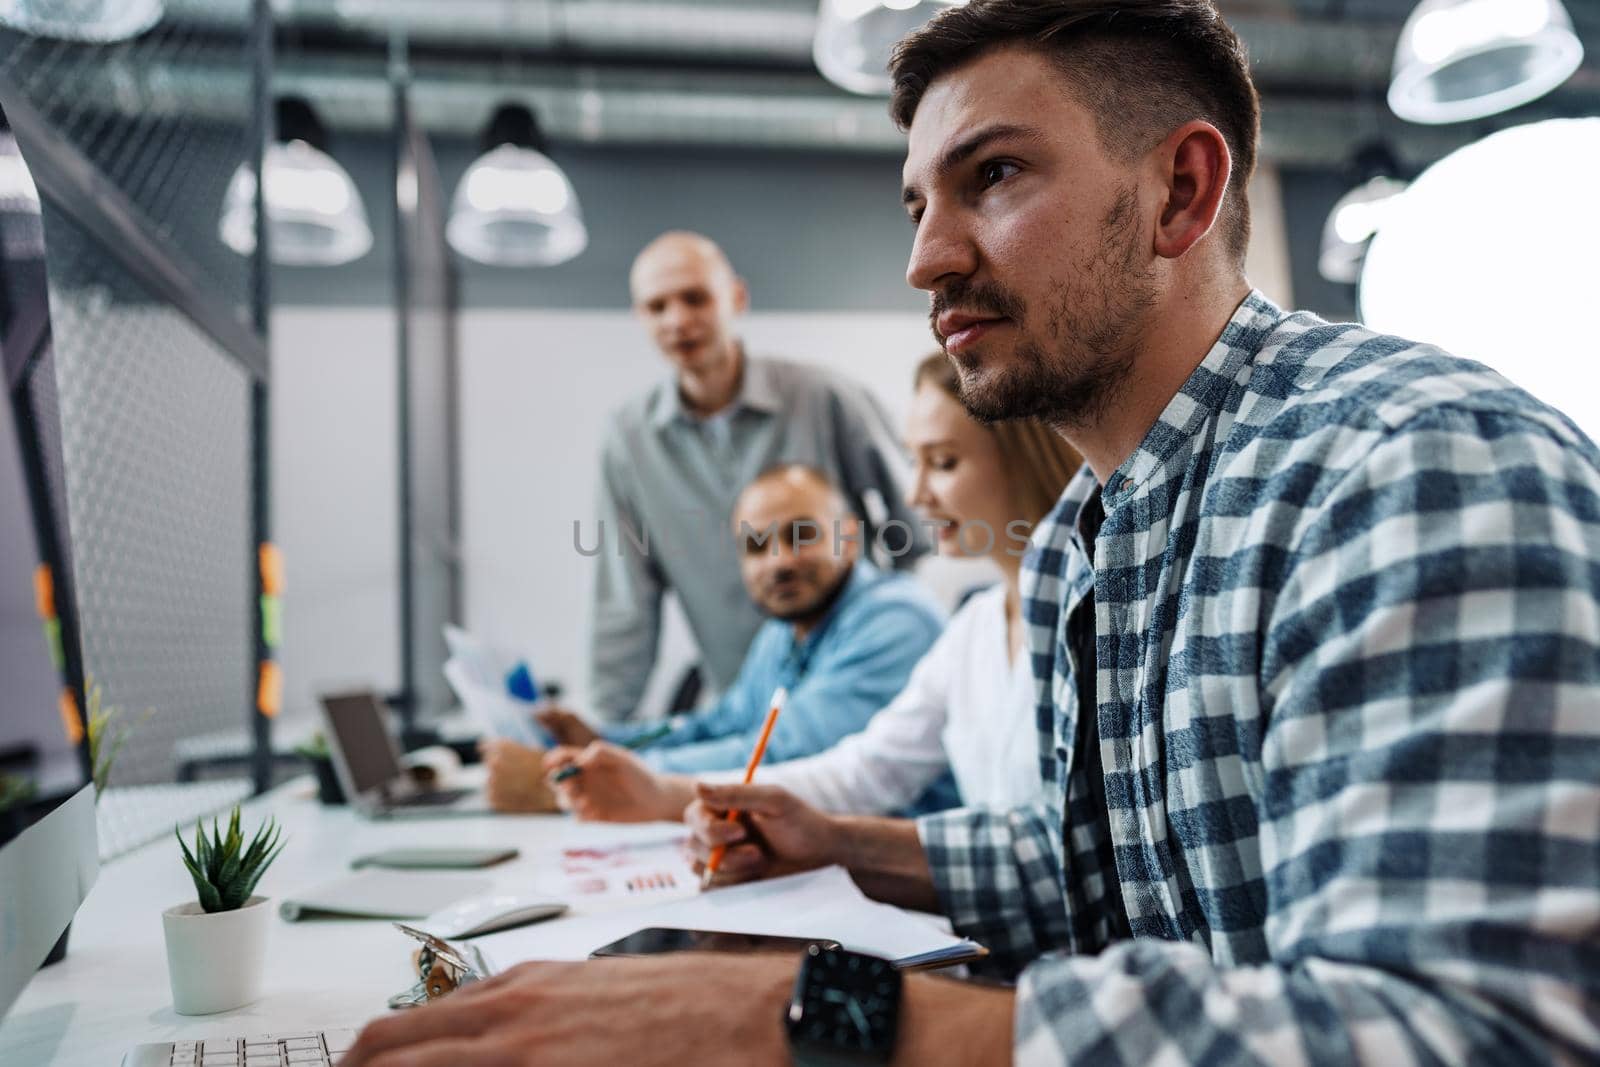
[472,866,984,971]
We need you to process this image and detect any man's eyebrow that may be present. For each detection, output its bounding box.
[902,123,1046,205]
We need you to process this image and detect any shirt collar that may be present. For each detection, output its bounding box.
[1101,289,1286,509]
[647,346,782,428]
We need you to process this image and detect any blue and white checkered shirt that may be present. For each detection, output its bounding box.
[918,291,1600,1064]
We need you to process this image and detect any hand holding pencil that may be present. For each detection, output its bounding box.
[686,776,837,889]
[700,687,787,889]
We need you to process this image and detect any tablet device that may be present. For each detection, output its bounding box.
[589,927,841,959]
[351,847,520,870]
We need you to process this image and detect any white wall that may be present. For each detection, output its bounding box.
[269,309,399,732]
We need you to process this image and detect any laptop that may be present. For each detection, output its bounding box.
[318,690,489,819]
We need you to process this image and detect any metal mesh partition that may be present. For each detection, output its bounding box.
[0,7,267,855]
[0,12,255,312]
[44,208,255,789]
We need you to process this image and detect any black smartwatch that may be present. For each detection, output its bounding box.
[784,943,902,1066]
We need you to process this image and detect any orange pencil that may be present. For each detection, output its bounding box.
[701,686,787,890]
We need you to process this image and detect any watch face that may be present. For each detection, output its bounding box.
[789,947,900,1058]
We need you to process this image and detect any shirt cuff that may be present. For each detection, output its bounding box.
[916,807,1060,976]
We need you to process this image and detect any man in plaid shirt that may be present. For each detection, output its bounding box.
[345,2,1598,1064]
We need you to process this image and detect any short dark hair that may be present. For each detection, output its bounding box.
[890,0,1260,262]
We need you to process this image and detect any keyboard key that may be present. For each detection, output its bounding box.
[322,1031,357,1053]
[283,1039,322,1051]
[203,1041,240,1054]
[285,1052,325,1065]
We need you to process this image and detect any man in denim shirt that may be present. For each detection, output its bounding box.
[484,463,948,818]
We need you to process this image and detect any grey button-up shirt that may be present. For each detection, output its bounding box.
[587,353,929,721]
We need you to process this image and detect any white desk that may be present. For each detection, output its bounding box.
[0,775,684,1067]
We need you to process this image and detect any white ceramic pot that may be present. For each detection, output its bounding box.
[161,895,271,1015]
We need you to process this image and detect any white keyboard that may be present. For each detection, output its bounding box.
[122,1029,358,1067]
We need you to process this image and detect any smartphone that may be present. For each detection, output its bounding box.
[589,927,841,959]
[350,846,519,870]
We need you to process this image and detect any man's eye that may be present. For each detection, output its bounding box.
[979,160,1017,187]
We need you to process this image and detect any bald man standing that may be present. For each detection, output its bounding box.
[589,232,928,722]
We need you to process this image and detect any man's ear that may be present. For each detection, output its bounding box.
[730,276,751,315]
[1152,120,1232,260]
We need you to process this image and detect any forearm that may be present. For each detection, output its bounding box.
[653,774,697,822]
[893,974,1013,1067]
[828,813,941,912]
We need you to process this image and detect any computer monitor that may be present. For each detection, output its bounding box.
[0,114,97,1020]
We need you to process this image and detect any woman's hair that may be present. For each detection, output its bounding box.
[914,351,1083,524]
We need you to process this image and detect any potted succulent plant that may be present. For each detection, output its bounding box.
[163,806,286,1015]
[294,732,345,805]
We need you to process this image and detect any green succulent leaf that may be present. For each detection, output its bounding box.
[174,805,286,913]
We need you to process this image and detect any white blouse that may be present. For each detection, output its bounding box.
[720,585,1039,814]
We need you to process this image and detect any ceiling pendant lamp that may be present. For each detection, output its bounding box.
[1317,144,1409,285]
[220,97,373,267]
[1361,119,1600,439]
[447,103,586,268]
[0,0,162,43]
[1389,0,1583,124]
[813,0,967,96]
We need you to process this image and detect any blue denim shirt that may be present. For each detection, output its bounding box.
[605,561,946,781]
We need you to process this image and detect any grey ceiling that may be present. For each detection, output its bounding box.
[139,0,1600,169]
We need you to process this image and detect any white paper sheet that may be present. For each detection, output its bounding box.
[473,866,977,970]
[443,657,543,748]
[528,837,698,901]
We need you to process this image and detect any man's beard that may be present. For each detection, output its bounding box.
[763,562,852,626]
[933,187,1156,430]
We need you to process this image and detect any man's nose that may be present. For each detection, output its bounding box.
[906,202,977,293]
[661,301,692,331]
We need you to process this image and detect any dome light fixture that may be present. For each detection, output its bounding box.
[1388,0,1583,124]
[0,0,162,43]
[220,97,373,267]
[1361,119,1600,440]
[813,0,967,96]
[447,104,586,268]
[1317,144,1409,285]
